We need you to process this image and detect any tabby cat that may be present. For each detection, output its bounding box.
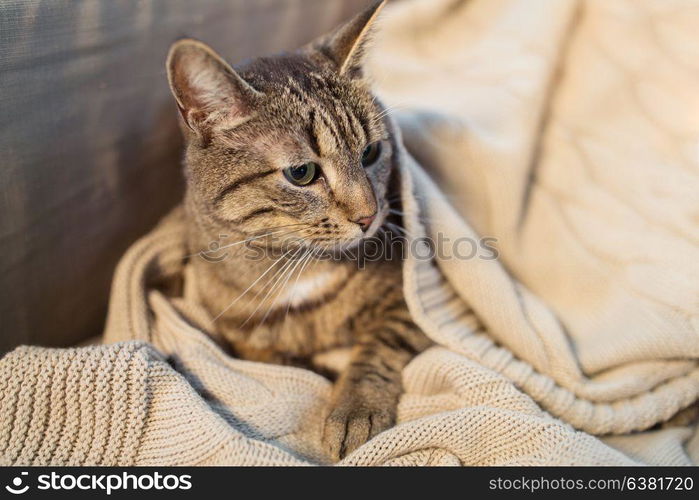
[166,0,431,460]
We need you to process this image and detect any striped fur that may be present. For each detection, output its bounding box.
[167,1,431,461]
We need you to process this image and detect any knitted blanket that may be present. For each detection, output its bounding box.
[2,0,698,465]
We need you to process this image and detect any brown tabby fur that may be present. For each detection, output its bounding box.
[166,1,431,461]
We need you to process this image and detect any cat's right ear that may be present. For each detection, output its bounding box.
[166,39,261,137]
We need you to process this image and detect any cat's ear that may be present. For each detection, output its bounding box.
[166,39,261,135]
[318,0,385,79]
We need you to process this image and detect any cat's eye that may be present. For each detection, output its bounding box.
[361,141,382,167]
[283,162,319,186]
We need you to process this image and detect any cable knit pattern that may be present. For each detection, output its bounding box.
[1,0,698,466]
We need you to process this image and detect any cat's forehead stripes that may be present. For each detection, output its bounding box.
[312,104,347,158]
[306,110,322,157]
[263,64,373,158]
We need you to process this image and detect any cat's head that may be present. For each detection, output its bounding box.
[167,1,394,252]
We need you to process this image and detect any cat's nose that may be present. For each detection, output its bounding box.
[353,213,376,232]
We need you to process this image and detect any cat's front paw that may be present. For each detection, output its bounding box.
[322,395,395,461]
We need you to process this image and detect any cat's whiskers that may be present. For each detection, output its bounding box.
[284,248,318,315]
[258,246,314,327]
[371,101,407,125]
[210,246,295,324]
[276,246,321,343]
[388,208,436,224]
[187,223,307,259]
[215,226,307,251]
[385,221,415,239]
[239,245,306,328]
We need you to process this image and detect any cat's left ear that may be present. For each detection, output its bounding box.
[317,0,385,79]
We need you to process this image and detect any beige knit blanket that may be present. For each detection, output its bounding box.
[2,0,699,466]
